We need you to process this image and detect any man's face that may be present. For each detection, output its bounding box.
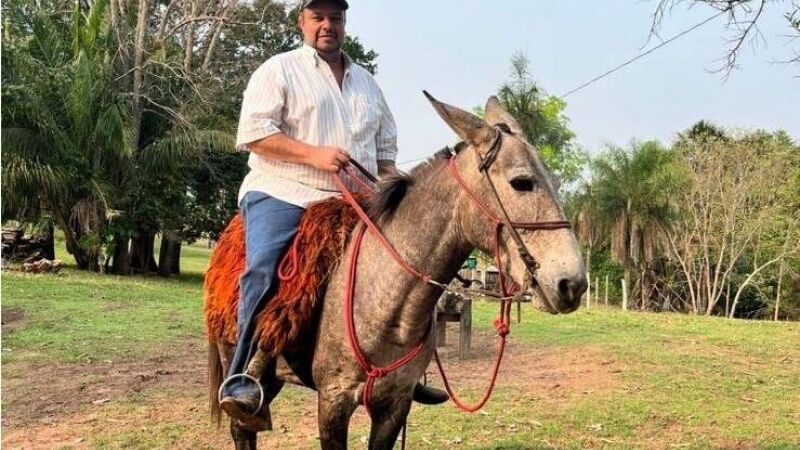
[299,1,346,54]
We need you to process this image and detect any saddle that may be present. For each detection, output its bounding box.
[204,196,362,355]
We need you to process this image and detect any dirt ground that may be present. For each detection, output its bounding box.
[1,324,623,450]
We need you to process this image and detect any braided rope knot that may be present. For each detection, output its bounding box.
[367,367,388,378]
[493,318,510,337]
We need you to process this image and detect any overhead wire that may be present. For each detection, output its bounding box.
[395,9,727,168]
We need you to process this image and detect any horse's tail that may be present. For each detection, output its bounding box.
[207,339,223,427]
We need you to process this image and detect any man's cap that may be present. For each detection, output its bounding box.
[301,0,349,10]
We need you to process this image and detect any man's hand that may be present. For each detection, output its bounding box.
[307,146,351,173]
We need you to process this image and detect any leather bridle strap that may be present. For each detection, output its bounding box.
[446,128,572,304]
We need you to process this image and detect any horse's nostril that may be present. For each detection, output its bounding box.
[558,278,571,299]
[557,277,587,303]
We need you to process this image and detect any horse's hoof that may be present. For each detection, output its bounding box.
[413,384,449,405]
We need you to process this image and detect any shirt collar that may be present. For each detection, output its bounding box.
[300,43,353,70]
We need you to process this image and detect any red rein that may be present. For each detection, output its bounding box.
[325,162,515,415]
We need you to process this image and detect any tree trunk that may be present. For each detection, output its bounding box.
[170,240,181,274]
[130,230,158,273]
[201,0,236,71]
[774,261,784,322]
[158,231,182,277]
[730,252,789,319]
[87,255,100,272]
[42,221,55,260]
[640,266,647,310]
[621,274,629,311]
[183,0,197,73]
[724,282,731,317]
[55,213,93,270]
[110,235,131,275]
[130,0,149,150]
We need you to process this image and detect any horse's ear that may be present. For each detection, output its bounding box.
[423,91,494,146]
[485,96,524,136]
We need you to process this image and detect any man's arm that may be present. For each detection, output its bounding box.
[374,85,398,179]
[247,133,350,173]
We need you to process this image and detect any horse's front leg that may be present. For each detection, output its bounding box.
[318,390,358,450]
[367,396,412,450]
[230,419,257,450]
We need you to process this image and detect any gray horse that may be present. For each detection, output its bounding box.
[215,93,587,449]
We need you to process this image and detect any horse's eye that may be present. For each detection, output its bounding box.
[510,177,534,192]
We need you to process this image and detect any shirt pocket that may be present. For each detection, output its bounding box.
[351,93,381,135]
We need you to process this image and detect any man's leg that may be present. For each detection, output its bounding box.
[221,191,304,417]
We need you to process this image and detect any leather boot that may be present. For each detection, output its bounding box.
[220,378,263,418]
[413,383,449,405]
[220,348,270,420]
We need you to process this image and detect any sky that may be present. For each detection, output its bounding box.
[345,0,799,168]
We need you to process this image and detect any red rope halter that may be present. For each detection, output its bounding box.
[278,149,570,414]
[330,159,523,414]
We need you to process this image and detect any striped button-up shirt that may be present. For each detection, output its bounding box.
[236,44,398,207]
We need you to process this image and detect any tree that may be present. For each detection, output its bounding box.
[665,127,799,316]
[1,0,236,273]
[2,0,132,271]
[590,141,682,311]
[110,0,380,275]
[3,0,381,274]
[652,0,800,74]
[569,183,606,304]
[490,53,588,186]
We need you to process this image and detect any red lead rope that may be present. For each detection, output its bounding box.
[432,158,519,412]
[343,225,427,416]
[433,299,511,412]
[325,163,517,415]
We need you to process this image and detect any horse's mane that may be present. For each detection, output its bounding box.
[367,142,467,223]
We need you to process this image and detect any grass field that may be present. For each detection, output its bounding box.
[2,243,799,449]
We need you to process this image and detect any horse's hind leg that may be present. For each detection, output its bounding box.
[318,391,357,450]
[367,398,412,450]
[230,420,257,450]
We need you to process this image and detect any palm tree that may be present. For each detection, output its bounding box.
[2,0,237,273]
[2,0,131,271]
[590,141,681,310]
[495,53,587,186]
[570,182,606,303]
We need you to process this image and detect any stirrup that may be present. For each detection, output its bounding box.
[217,373,265,416]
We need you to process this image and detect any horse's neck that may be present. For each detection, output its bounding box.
[353,162,472,349]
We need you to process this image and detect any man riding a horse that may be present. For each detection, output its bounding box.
[207,0,587,448]
[218,0,448,421]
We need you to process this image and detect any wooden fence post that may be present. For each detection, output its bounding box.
[436,314,446,346]
[604,274,609,307]
[586,273,591,308]
[460,298,472,359]
[621,279,628,311]
[595,277,599,308]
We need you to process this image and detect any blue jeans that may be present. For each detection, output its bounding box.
[227,191,305,378]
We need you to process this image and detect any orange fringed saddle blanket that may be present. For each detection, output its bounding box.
[204,196,362,356]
